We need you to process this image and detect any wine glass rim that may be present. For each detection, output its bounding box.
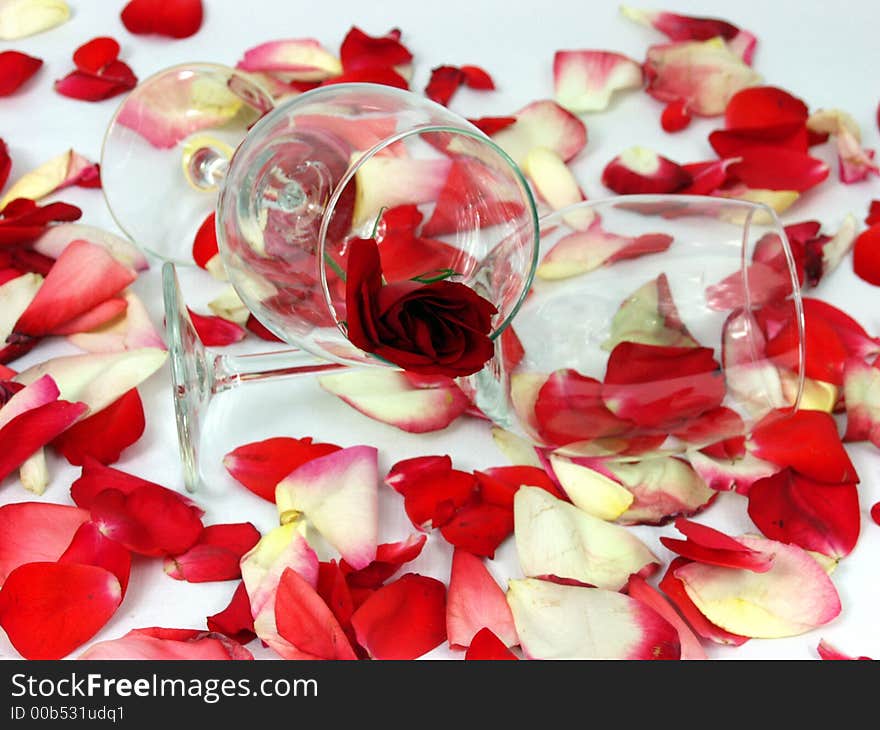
[99,62,275,263]
[311,111,540,342]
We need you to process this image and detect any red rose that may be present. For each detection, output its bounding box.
[344,238,496,377]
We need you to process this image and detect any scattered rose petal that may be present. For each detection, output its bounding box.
[660,517,774,571]
[621,6,742,43]
[120,0,203,39]
[187,307,246,347]
[439,501,513,559]
[661,99,691,132]
[553,50,643,112]
[68,290,165,353]
[59,520,131,596]
[50,296,128,336]
[223,436,341,503]
[0,372,58,429]
[447,549,517,649]
[55,37,137,102]
[0,198,81,248]
[627,574,707,659]
[547,455,634,520]
[425,65,465,106]
[687,449,779,495]
[0,138,9,189]
[351,573,446,660]
[319,369,469,433]
[843,358,880,446]
[80,627,252,660]
[275,445,378,570]
[191,212,222,276]
[816,639,871,661]
[748,469,860,558]
[33,222,148,272]
[514,486,658,590]
[0,502,89,584]
[0,562,121,659]
[341,533,426,589]
[853,224,880,286]
[207,582,256,644]
[0,50,42,95]
[523,146,584,211]
[165,523,261,583]
[0,150,98,209]
[51,388,144,465]
[467,116,516,136]
[490,99,587,167]
[507,578,680,659]
[237,38,341,80]
[385,455,476,530]
[603,146,692,194]
[0,0,69,40]
[339,26,412,75]
[674,535,842,638]
[465,627,518,660]
[726,146,829,192]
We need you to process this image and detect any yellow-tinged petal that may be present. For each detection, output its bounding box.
[548,454,633,520]
[0,0,69,40]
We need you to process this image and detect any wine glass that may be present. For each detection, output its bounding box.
[161,82,540,492]
[497,196,806,457]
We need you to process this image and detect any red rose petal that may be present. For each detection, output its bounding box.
[724,86,809,133]
[245,314,283,342]
[0,562,122,659]
[187,307,246,346]
[80,627,253,660]
[12,240,136,338]
[339,26,412,73]
[70,457,195,509]
[321,66,409,89]
[866,200,880,226]
[447,549,517,649]
[0,51,43,96]
[467,116,516,136]
[661,99,691,132]
[121,0,203,39]
[191,212,218,270]
[50,296,128,335]
[341,533,427,589]
[0,199,81,248]
[223,436,342,502]
[871,502,880,526]
[461,65,494,89]
[385,455,477,530]
[748,410,858,484]
[465,627,518,660]
[51,388,145,466]
[627,574,707,660]
[73,37,120,73]
[59,521,132,596]
[660,517,774,571]
[477,465,569,506]
[747,469,860,558]
[763,305,848,385]
[817,639,872,661]
[626,8,741,42]
[658,557,749,646]
[90,484,204,557]
[0,400,87,483]
[165,523,261,583]
[350,573,446,660]
[207,582,256,644]
[602,147,692,194]
[853,225,880,286]
[439,501,513,559]
[0,139,10,190]
[726,146,829,192]
[425,65,465,106]
[0,502,90,584]
[274,567,357,660]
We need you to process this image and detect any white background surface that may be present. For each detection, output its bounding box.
[1,0,879,660]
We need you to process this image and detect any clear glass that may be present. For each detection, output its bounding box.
[496,196,806,455]
[101,63,274,263]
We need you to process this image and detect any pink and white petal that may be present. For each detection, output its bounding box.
[514,486,658,591]
[14,347,167,415]
[68,290,166,353]
[0,373,58,430]
[674,535,842,638]
[352,156,451,228]
[207,286,249,325]
[507,578,680,659]
[0,272,42,344]
[816,214,858,282]
[50,297,127,335]
[687,449,780,495]
[602,146,692,194]
[0,501,89,584]
[553,50,643,113]
[546,454,633,520]
[843,358,880,446]
[627,574,707,659]
[33,223,149,272]
[644,38,761,116]
[0,150,96,209]
[491,427,544,468]
[79,628,253,660]
[0,0,70,40]
[523,147,584,211]
[19,448,49,495]
[318,370,468,433]
[447,549,518,649]
[275,446,378,570]
[237,39,341,80]
[490,100,587,167]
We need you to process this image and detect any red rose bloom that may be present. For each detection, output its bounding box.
[344,238,496,377]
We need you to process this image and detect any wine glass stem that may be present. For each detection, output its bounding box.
[212,349,345,394]
[187,146,230,190]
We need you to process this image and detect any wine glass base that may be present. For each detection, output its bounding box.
[162,262,213,493]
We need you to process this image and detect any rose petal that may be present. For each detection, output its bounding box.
[0,50,42,95]
[725,146,829,192]
[80,627,252,660]
[507,578,680,659]
[59,520,131,596]
[627,574,707,659]
[245,314,282,342]
[465,627,518,660]
[853,224,880,286]
[546,454,634,520]
[187,307,246,347]
[237,38,341,80]
[33,222,148,272]
[14,347,168,416]
[467,116,517,136]
[0,272,40,348]
[165,523,261,583]
[748,410,858,483]
[0,198,81,248]
[50,296,127,336]
[489,99,587,167]
[385,455,477,530]
[748,469,860,558]
[447,549,517,649]
[723,86,809,133]
[674,535,842,638]
[476,465,569,506]
[318,369,469,433]
[207,582,256,644]
[438,501,513,559]
[339,26,412,74]
[0,562,121,659]
[121,0,203,38]
[687,448,782,495]
[0,372,57,430]
[54,67,136,102]
[621,6,742,43]
[553,50,642,113]
[351,573,446,660]
[661,99,691,132]
[514,486,658,590]
[0,0,69,40]
[50,387,144,465]
[191,212,220,272]
[0,502,89,584]
[660,517,774,571]
[843,358,880,446]
[70,457,200,510]
[523,146,584,211]
[12,240,136,338]
[424,65,465,106]
[817,639,872,661]
[0,149,98,210]
[340,533,426,590]
[68,290,165,353]
[643,38,761,116]
[275,445,378,570]
[603,146,692,194]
